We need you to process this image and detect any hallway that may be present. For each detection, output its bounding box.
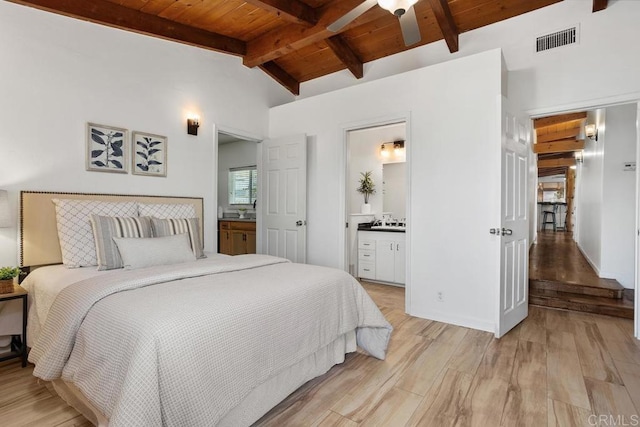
[529,231,634,319]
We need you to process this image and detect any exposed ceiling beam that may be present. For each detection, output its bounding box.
[244,0,318,26]
[7,0,246,56]
[244,0,382,68]
[537,128,581,143]
[593,0,608,12]
[538,167,567,177]
[533,111,587,129]
[538,158,576,168]
[533,139,585,154]
[426,0,459,53]
[259,62,300,95]
[325,36,363,79]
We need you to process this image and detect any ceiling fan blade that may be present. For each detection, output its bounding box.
[327,0,378,32]
[399,6,421,47]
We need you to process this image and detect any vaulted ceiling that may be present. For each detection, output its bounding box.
[8,0,608,95]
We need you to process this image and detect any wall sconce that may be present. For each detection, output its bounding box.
[585,123,598,141]
[187,116,200,136]
[393,140,405,156]
[0,190,11,228]
[380,143,390,158]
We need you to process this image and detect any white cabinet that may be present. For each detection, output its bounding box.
[358,237,376,280]
[358,231,405,285]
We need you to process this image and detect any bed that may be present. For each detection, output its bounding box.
[19,191,392,427]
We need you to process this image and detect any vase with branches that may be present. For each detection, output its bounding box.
[357,171,376,213]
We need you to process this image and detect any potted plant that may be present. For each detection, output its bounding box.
[357,171,376,214]
[0,266,20,294]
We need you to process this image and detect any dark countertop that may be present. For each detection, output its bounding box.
[358,224,406,233]
[219,218,256,223]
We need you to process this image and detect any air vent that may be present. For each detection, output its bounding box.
[536,26,578,53]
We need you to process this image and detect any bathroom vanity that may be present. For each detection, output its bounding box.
[218,219,256,255]
[357,229,405,286]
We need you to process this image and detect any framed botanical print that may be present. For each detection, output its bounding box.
[86,123,128,173]
[132,131,167,177]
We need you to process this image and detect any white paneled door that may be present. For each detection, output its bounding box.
[261,134,307,263]
[496,96,530,337]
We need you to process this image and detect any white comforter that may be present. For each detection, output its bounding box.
[28,255,392,426]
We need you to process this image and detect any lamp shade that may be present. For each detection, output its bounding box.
[0,190,11,228]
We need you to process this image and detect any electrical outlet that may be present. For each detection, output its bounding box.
[437,291,444,302]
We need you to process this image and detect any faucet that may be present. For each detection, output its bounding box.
[253,199,257,209]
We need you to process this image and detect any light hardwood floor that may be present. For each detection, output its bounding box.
[1,282,639,426]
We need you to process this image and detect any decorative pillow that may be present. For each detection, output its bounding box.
[90,215,153,270]
[52,199,138,267]
[137,203,196,219]
[151,217,206,259]
[113,234,196,270]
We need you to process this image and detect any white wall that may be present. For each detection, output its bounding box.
[576,104,637,289]
[217,140,258,214]
[577,109,605,273]
[270,49,503,331]
[295,1,640,115]
[347,123,405,216]
[0,2,291,266]
[601,103,637,288]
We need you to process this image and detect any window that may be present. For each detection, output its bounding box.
[229,166,257,205]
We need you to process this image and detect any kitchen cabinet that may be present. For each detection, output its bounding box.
[218,221,256,255]
[358,231,405,285]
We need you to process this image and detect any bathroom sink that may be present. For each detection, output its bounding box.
[370,225,406,231]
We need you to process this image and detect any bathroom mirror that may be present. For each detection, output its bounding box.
[382,162,406,219]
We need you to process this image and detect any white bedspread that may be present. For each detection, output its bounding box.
[29,255,392,426]
[21,264,111,347]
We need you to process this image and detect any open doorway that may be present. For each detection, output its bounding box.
[216,131,259,255]
[530,104,637,320]
[345,122,407,292]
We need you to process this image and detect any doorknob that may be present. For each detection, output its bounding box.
[296,220,306,227]
[501,228,513,236]
[489,228,501,235]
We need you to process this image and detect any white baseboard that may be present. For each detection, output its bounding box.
[576,242,602,276]
[408,309,494,333]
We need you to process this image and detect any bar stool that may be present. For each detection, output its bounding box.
[542,206,556,231]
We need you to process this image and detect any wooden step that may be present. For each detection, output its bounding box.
[529,288,634,319]
[529,278,624,299]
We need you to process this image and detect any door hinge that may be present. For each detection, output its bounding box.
[346,222,349,228]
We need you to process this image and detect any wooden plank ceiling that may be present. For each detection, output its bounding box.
[8,0,608,95]
[534,111,587,178]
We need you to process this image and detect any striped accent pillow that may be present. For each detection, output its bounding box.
[151,217,206,259]
[91,215,153,270]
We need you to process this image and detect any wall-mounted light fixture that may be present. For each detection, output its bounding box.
[585,123,598,141]
[0,190,11,228]
[393,140,405,156]
[187,115,200,136]
[380,143,390,158]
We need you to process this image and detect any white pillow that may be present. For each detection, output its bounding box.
[113,233,196,270]
[52,199,138,268]
[137,203,196,219]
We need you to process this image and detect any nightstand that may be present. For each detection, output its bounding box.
[0,284,27,367]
